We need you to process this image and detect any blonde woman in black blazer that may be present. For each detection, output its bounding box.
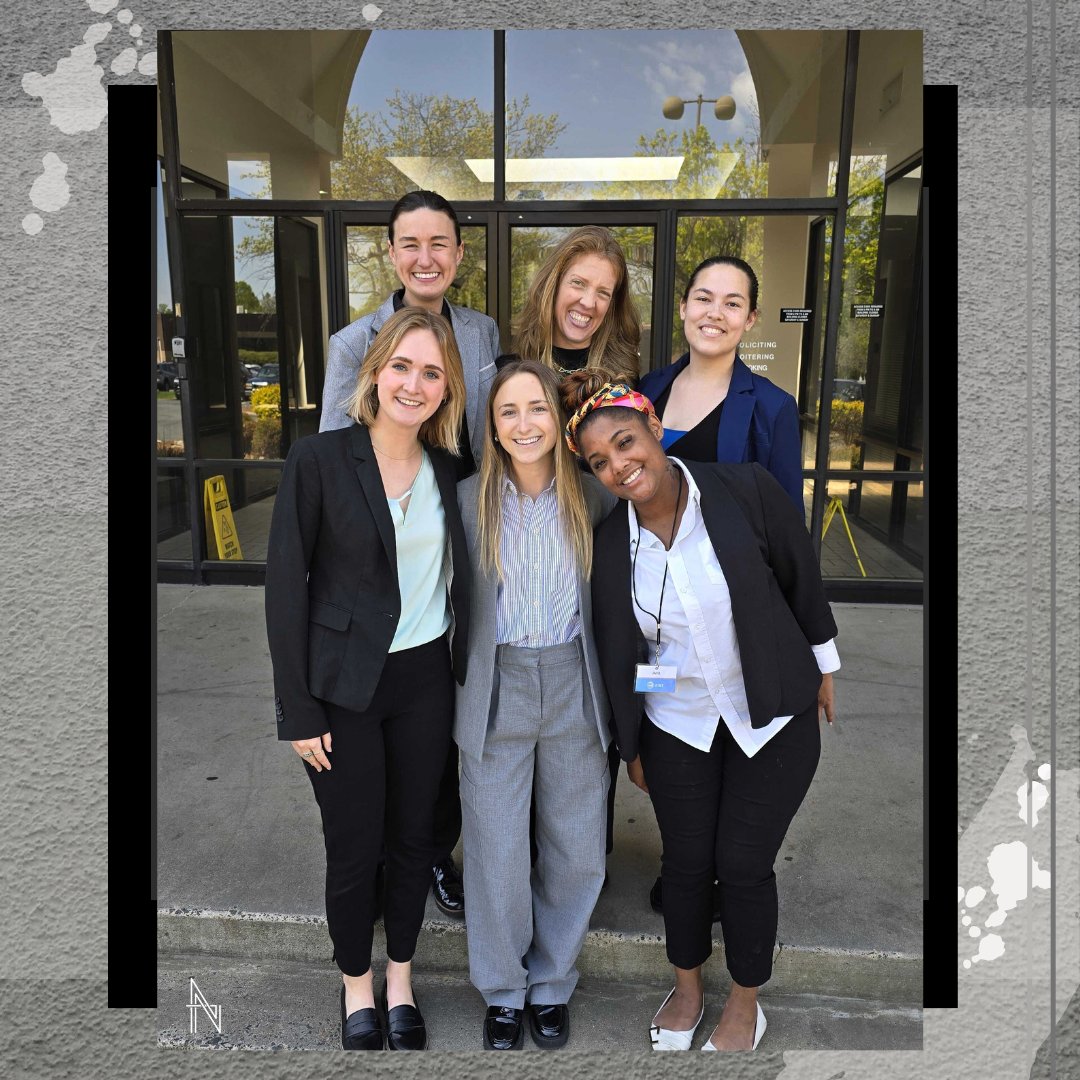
[265,307,471,1052]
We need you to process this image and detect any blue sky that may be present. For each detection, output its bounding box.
[350,29,757,156]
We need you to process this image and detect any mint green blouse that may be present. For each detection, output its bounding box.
[387,451,451,652]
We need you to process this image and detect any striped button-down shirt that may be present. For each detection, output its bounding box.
[495,476,581,647]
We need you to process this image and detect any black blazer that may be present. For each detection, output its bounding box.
[591,460,837,763]
[264,423,471,741]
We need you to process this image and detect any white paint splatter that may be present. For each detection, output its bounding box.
[969,925,981,937]
[970,932,1004,964]
[117,7,133,21]
[22,214,44,235]
[87,0,118,11]
[1038,763,1051,781]
[138,51,157,77]
[129,23,141,37]
[362,4,382,21]
[962,958,971,969]
[957,885,965,902]
[1018,779,1049,825]
[111,48,137,76]
[985,907,1006,928]
[30,154,70,213]
[965,885,986,907]
[962,914,971,926]
[22,23,111,134]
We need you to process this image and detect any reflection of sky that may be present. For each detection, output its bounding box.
[349,30,757,156]
[155,178,171,309]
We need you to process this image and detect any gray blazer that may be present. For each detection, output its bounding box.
[454,473,617,764]
[320,293,502,466]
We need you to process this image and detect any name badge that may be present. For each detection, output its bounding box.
[634,664,678,693]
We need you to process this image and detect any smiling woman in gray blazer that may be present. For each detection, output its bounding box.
[454,358,616,1052]
[320,189,501,469]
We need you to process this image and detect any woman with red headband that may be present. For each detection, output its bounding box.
[562,372,839,1052]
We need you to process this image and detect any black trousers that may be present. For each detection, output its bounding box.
[640,703,820,987]
[432,740,462,860]
[306,637,453,976]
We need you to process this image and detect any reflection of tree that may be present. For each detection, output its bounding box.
[827,157,886,380]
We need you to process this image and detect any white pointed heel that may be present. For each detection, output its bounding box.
[701,1001,767,1051]
[649,986,705,1051]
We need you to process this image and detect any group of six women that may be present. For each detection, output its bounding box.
[265,189,840,1053]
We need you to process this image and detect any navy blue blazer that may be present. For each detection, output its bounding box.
[638,353,804,513]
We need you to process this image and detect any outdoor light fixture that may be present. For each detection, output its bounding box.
[661,94,737,126]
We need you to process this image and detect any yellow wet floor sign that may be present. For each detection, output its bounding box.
[204,475,243,560]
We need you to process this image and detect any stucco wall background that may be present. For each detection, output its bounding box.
[0,2,1076,1077]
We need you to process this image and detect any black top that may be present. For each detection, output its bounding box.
[651,380,726,461]
[390,289,473,477]
[552,344,591,373]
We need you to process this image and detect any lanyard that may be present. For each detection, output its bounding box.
[631,466,684,668]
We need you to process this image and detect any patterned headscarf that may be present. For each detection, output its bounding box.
[564,382,656,457]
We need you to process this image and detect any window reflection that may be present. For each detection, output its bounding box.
[506,30,844,201]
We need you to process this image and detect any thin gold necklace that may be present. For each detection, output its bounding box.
[371,441,421,462]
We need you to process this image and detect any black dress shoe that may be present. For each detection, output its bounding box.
[650,876,723,923]
[527,1002,570,1048]
[483,1006,524,1050]
[432,857,464,917]
[380,982,427,1051]
[340,984,383,1051]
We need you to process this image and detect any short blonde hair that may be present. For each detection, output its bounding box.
[344,307,465,454]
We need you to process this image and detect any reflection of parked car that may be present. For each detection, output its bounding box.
[832,378,865,402]
[156,362,179,390]
[251,364,280,390]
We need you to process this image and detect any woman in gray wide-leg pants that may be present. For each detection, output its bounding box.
[455,359,616,1051]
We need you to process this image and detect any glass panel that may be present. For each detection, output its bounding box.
[156,466,192,561]
[346,223,487,323]
[797,217,830,470]
[505,30,844,201]
[198,467,280,563]
[828,159,922,468]
[155,167,183,456]
[171,30,494,201]
[509,225,654,376]
[669,215,829,410]
[820,477,922,580]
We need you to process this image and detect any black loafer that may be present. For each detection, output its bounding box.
[432,857,465,917]
[340,985,383,1051]
[483,1006,524,1050]
[380,982,427,1051]
[527,1002,569,1048]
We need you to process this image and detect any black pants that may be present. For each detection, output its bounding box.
[306,637,453,976]
[640,703,820,987]
[433,740,462,861]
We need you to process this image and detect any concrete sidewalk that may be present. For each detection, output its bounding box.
[156,584,923,1046]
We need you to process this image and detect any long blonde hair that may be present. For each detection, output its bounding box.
[343,307,464,454]
[475,358,594,580]
[513,226,641,382]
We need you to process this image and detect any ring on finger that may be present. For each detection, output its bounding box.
[301,750,316,758]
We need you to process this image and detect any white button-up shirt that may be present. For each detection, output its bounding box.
[628,458,840,758]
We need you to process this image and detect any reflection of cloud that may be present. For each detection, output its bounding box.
[638,34,744,122]
[731,68,758,113]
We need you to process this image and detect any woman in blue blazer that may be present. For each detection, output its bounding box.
[637,256,804,513]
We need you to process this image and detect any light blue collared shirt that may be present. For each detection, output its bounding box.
[388,452,451,652]
[495,475,581,647]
